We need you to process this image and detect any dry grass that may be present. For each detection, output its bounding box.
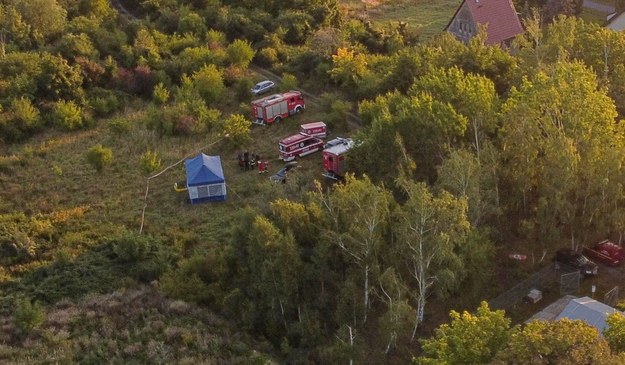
[0,287,278,364]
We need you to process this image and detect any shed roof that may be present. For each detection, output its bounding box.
[555,296,623,333]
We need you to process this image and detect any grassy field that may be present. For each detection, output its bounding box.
[340,0,460,40]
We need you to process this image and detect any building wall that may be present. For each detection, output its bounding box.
[447,2,477,44]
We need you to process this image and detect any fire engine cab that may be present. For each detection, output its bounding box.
[279,133,324,162]
[252,90,305,125]
[300,121,327,138]
[322,137,354,180]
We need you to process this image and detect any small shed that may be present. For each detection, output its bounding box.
[185,154,226,203]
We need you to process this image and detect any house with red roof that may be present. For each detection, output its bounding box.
[445,0,524,46]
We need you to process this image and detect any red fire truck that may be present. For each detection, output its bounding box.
[252,90,305,125]
[322,137,354,180]
[279,133,324,162]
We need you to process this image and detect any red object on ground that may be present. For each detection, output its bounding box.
[583,240,624,266]
[258,160,269,174]
[508,253,527,261]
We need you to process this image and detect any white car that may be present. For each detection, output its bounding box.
[251,80,276,96]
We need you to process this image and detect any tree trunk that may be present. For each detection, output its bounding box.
[363,264,369,323]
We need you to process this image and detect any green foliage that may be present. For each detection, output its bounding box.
[255,47,279,67]
[56,32,99,60]
[279,72,298,91]
[12,0,67,44]
[86,144,113,172]
[395,177,471,337]
[417,302,512,365]
[110,232,153,262]
[192,64,224,104]
[177,8,206,36]
[13,298,44,334]
[52,100,84,130]
[107,117,131,137]
[225,39,255,69]
[88,88,120,117]
[140,150,162,174]
[219,113,251,148]
[495,319,613,364]
[0,97,42,142]
[152,82,170,104]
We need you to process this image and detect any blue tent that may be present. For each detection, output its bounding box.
[185,154,226,203]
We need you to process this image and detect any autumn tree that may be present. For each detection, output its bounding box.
[493,319,615,364]
[604,312,625,353]
[499,61,625,250]
[416,302,512,365]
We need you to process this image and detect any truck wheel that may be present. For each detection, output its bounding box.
[295,106,303,114]
[274,117,282,123]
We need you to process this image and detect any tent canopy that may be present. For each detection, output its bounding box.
[185,154,224,187]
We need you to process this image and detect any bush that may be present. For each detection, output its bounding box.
[108,117,131,136]
[89,89,120,117]
[255,47,278,68]
[192,64,224,104]
[220,114,251,148]
[13,298,44,334]
[86,144,113,172]
[225,39,254,69]
[234,78,254,102]
[140,150,162,174]
[0,97,42,142]
[53,100,84,130]
[110,232,152,262]
[153,82,170,105]
[280,73,298,92]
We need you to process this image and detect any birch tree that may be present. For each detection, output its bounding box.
[394,178,470,340]
[317,175,392,324]
[247,216,302,335]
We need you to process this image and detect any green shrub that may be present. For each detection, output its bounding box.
[279,73,298,92]
[108,117,131,136]
[53,100,84,130]
[110,232,152,262]
[235,78,254,101]
[255,47,278,68]
[89,89,120,117]
[140,150,162,174]
[145,104,174,137]
[0,97,42,142]
[13,298,44,334]
[192,64,224,104]
[86,144,113,172]
[153,82,170,105]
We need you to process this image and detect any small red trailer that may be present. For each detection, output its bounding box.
[322,137,354,180]
[300,121,327,138]
[252,90,305,125]
[278,133,324,162]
